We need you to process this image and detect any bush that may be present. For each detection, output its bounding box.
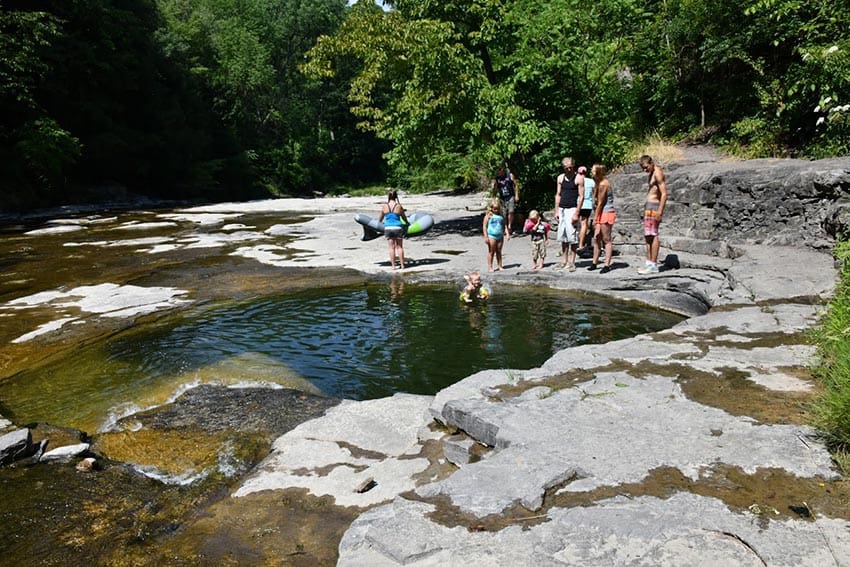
[811,239,850,473]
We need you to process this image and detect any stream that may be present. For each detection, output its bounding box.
[0,202,683,564]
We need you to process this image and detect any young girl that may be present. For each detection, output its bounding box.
[483,199,509,271]
[523,209,550,270]
[379,189,408,270]
[589,163,616,274]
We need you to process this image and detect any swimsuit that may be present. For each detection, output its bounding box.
[643,201,660,236]
[487,214,505,240]
[596,186,617,225]
[383,203,404,239]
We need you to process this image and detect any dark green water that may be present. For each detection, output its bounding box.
[1,281,682,432]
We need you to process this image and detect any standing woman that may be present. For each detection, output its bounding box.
[380,189,408,270]
[588,163,616,274]
[577,165,595,252]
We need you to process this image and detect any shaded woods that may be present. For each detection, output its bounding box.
[0,0,384,209]
[1,0,848,211]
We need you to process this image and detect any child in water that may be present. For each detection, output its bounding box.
[483,199,509,272]
[523,209,550,270]
[460,271,489,303]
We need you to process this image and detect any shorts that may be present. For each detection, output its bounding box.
[531,239,546,261]
[500,197,516,214]
[643,202,660,236]
[384,225,404,240]
[596,211,617,225]
[579,208,592,219]
[556,208,579,244]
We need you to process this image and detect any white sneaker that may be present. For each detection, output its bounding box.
[637,265,659,275]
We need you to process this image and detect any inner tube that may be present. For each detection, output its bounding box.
[354,212,434,241]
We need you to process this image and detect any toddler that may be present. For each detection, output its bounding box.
[460,271,489,302]
[523,209,550,270]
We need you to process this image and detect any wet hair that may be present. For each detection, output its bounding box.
[387,189,398,202]
[639,155,654,166]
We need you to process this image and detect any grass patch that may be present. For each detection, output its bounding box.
[810,239,850,474]
[628,132,686,166]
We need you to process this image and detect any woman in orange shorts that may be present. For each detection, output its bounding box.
[589,163,616,274]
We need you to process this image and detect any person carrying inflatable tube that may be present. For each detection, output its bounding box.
[460,271,490,303]
[380,189,408,270]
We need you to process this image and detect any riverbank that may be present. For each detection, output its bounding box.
[2,151,850,564]
[221,195,848,565]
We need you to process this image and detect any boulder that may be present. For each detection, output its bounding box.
[0,428,32,466]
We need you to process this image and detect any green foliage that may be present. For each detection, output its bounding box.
[305,0,646,209]
[15,118,81,183]
[2,0,849,211]
[811,239,850,465]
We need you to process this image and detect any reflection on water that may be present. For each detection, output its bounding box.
[0,281,682,433]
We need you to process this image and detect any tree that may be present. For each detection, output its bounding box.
[0,4,81,203]
[304,0,646,205]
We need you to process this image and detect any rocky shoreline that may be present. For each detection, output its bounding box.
[2,150,850,564]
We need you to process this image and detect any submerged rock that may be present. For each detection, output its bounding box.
[112,384,339,435]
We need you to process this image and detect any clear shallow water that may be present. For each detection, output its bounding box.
[1,281,682,432]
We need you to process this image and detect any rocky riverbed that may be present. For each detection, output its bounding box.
[2,148,850,565]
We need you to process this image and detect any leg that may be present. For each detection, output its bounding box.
[649,234,660,265]
[388,239,397,269]
[644,235,653,265]
[578,218,588,249]
[495,239,504,270]
[397,238,405,269]
[487,239,495,271]
[601,224,613,266]
[590,225,601,268]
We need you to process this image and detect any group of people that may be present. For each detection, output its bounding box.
[485,155,667,276]
[380,154,668,285]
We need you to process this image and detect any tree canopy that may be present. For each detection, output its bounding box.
[1,0,848,211]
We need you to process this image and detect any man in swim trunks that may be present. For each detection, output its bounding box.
[638,155,667,274]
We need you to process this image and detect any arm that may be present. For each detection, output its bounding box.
[655,169,668,220]
[594,182,609,220]
[512,173,520,201]
[482,213,490,239]
[378,204,387,222]
[396,204,408,223]
[554,174,562,219]
[574,173,585,219]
